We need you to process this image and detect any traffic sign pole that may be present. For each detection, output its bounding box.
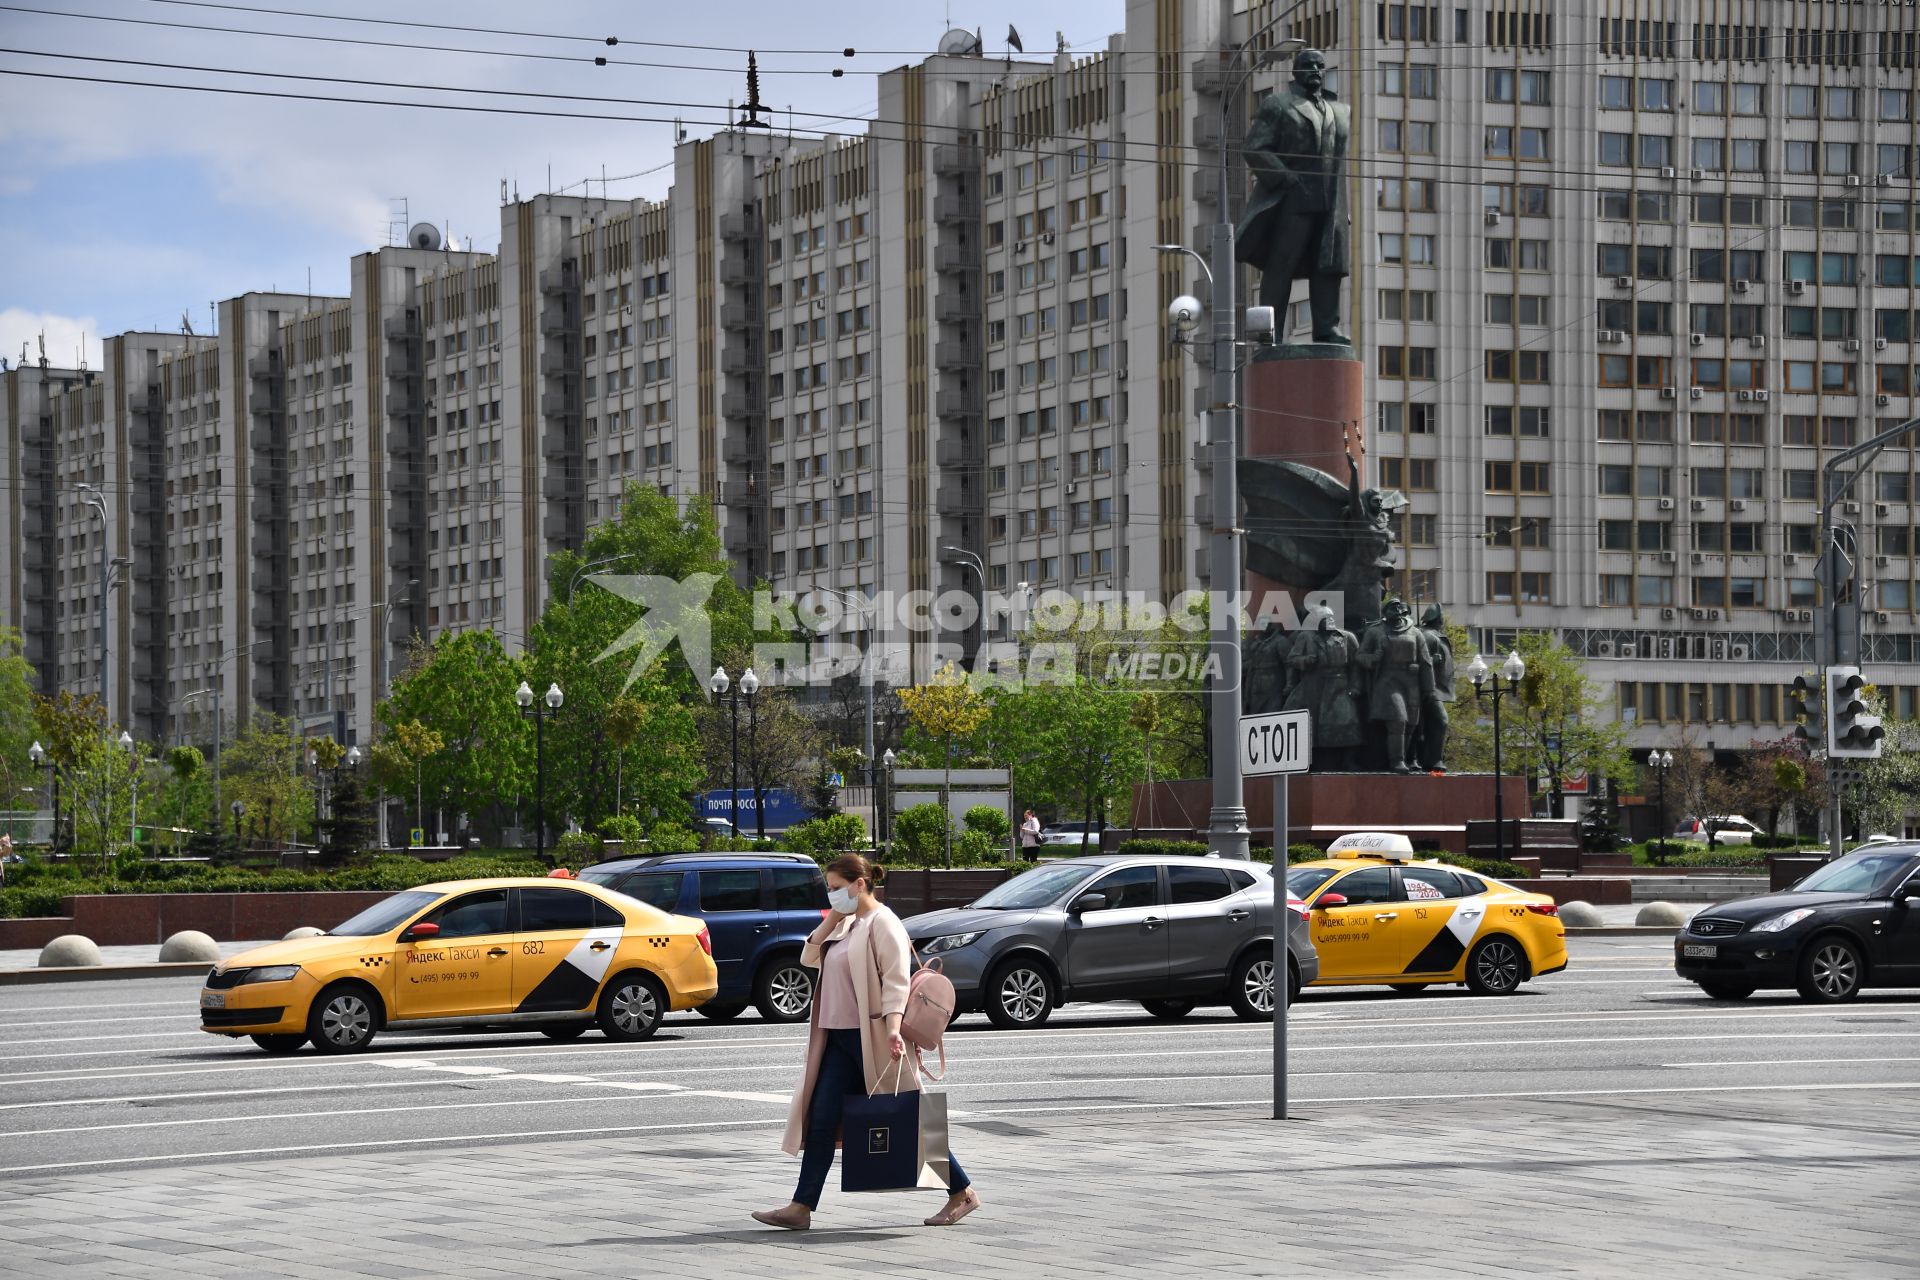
[1241,707,1310,1122]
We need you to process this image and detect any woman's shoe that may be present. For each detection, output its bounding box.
[751,1205,812,1231]
[923,1187,980,1226]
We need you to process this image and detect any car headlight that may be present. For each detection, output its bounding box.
[1752,908,1814,934]
[920,932,982,955]
[236,965,302,984]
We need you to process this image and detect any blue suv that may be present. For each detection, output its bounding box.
[576,852,828,1022]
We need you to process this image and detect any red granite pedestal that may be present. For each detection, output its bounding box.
[1242,349,1366,620]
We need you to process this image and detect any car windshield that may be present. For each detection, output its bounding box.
[971,864,1098,909]
[1286,866,1342,898]
[1796,852,1919,895]
[327,890,443,937]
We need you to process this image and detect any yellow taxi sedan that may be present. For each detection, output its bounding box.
[1288,834,1568,996]
[199,878,718,1054]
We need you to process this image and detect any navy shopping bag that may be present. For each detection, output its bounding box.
[840,1086,922,1193]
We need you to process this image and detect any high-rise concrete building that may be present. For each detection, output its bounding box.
[5,0,1917,776]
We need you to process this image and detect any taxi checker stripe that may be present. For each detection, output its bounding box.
[512,926,627,1015]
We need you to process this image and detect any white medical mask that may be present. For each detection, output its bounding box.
[828,885,861,914]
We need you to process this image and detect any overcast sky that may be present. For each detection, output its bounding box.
[0,0,1125,370]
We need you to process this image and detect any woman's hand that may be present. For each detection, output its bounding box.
[887,1031,907,1060]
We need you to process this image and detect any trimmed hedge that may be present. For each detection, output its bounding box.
[1114,839,1210,858]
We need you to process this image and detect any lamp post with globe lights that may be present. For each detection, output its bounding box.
[28,741,58,851]
[516,681,564,865]
[1648,750,1675,863]
[117,731,139,855]
[709,667,759,838]
[1467,650,1528,866]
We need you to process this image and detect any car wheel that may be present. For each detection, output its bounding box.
[696,1000,748,1022]
[1797,936,1864,1003]
[1228,952,1277,1021]
[539,1022,592,1041]
[1465,936,1527,997]
[1140,999,1194,1020]
[984,959,1055,1029]
[1386,983,1430,996]
[1288,958,1300,1007]
[597,972,666,1041]
[306,983,379,1054]
[249,1033,306,1055]
[754,958,815,1023]
[1697,982,1754,1001]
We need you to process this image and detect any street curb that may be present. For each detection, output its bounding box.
[1563,926,1679,938]
[0,962,211,986]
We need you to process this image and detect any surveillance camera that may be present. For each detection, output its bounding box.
[1168,294,1203,334]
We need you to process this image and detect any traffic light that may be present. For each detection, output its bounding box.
[1826,666,1886,759]
[1787,673,1822,746]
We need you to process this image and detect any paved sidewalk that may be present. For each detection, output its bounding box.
[4,1090,1910,1277]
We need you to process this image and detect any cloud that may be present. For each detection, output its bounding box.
[0,308,104,371]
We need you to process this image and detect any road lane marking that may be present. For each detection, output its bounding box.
[0,1015,195,1030]
[1664,1057,1920,1068]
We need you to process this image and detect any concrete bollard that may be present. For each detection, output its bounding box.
[1635,901,1691,928]
[1557,900,1605,928]
[38,935,103,968]
[159,930,222,963]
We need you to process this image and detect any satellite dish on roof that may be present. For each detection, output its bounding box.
[936,28,981,56]
[408,222,443,251]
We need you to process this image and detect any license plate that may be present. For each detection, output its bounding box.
[1682,944,1717,959]
[200,990,226,1009]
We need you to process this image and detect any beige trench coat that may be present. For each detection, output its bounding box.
[780,905,917,1156]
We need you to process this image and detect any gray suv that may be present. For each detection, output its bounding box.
[903,855,1320,1029]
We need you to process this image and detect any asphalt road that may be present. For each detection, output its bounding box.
[3,935,1918,1180]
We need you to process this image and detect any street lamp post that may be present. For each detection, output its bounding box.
[809,586,878,776]
[881,748,896,857]
[516,681,565,865]
[1467,651,1528,866]
[230,799,245,846]
[708,668,759,838]
[28,741,57,851]
[1648,750,1674,862]
[118,732,137,855]
[74,484,110,712]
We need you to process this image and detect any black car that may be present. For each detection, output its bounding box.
[1674,844,1920,1002]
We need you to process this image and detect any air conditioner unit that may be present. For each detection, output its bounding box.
[1690,168,1706,181]
[1612,275,1634,290]
[1689,386,1704,400]
[1600,329,1625,343]
[1484,210,1501,226]
[1732,280,1750,294]
[1660,549,1678,562]
[1596,640,1616,657]
[1690,333,1704,346]
[1877,394,1893,407]
[1877,611,1892,624]
[1691,551,1707,564]
[1784,553,1799,565]
[1754,389,1772,402]
[1658,497,1676,510]
[1712,639,1728,660]
[1691,498,1707,511]
[1618,643,1637,659]
[1843,501,1861,514]
[1660,607,1677,620]
[1876,174,1895,188]
[1660,166,1677,180]
[1064,482,1078,496]
[1747,334,1766,348]
[1737,389,1755,401]
[1731,644,1750,660]
[1877,338,1890,350]
[1876,554,1892,568]
[1730,499,1747,512]
[1876,502,1892,517]
[1844,339,1862,352]
[1789,280,1806,294]
[1845,175,1863,187]
[1691,607,1708,620]
[1660,386,1678,399]
[1710,609,1722,621]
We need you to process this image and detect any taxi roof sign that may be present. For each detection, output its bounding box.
[1325,831,1416,862]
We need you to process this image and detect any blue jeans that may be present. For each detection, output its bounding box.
[794,1027,969,1210]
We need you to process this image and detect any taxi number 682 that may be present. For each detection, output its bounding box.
[521,940,545,955]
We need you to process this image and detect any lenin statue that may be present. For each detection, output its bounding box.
[1235,48,1351,345]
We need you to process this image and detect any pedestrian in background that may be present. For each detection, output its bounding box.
[754,853,980,1230]
[1020,809,1042,861]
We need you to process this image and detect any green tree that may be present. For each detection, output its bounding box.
[898,663,990,866]
[219,712,313,847]
[1849,694,1919,840]
[0,627,38,812]
[604,695,648,818]
[379,629,531,838]
[378,720,444,846]
[32,691,109,861]
[1445,632,1635,811]
[162,745,208,852]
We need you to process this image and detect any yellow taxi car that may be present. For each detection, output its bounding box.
[1288,833,1568,996]
[198,878,718,1054]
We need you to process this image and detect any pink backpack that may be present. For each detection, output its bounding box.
[902,956,957,1081]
